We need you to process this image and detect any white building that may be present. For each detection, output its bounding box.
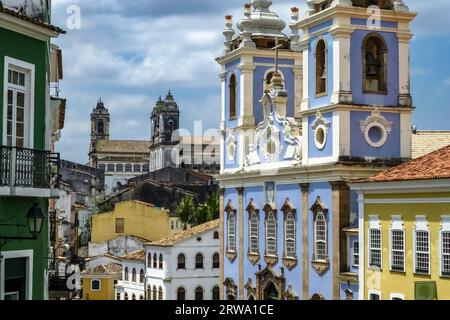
[144,220,220,300]
[116,250,146,300]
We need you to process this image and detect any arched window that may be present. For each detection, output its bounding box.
[314,212,327,261]
[139,295,144,300]
[107,164,115,172]
[91,279,100,291]
[159,254,163,269]
[147,253,152,268]
[168,120,174,133]
[97,121,104,134]
[249,211,259,254]
[228,74,237,119]
[315,39,327,96]
[132,294,136,300]
[178,254,186,269]
[363,34,387,93]
[153,253,157,268]
[116,164,124,172]
[99,164,106,172]
[158,286,163,300]
[142,164,149,172]
[132,268,137,283]
[140,269,145,283]
[285,212,296,258]
[212,286,220,300]
[266,212,277,256]
[124,293,129,300]
[133,164,141,172]
[125,164,132,172]
[177,287,186,300]
[124,267,129,281]
[152,285,157,300]
[213,231,219,240]
[147,285,152,300]
[195,287,204,301]
[228,212,236,252]
[213,253,220,269]
[195,253,204,269]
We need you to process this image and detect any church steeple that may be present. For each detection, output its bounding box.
[89,98,110,167]
[151,91,180,146]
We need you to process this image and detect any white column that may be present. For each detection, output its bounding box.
[293,61,303,119]
[398,38,412,107]
[331,34,352,104]
[358,192,365,301]
[301,47,310,111]
[220,72,227,131]
[400,112,412,158]
[238,57,255,127]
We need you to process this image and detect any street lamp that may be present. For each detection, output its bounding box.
[27,203,45,239]
[0,203,45,242]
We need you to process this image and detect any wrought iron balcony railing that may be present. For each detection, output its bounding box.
[0,145,60,189]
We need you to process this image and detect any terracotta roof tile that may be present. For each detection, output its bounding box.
[147,219,219,247]
[412,131,450,159]
[355,144,450,183]
[0,5,65,34]
[85,263,122,275]
[95,140,150,154]
[119,249,145,262]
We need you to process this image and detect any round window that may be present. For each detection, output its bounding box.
[364,122,387,148]
[314,125,327,150]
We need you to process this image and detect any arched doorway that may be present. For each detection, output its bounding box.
[264,282,279,300]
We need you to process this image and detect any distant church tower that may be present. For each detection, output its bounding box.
[89,99,110,167]
[149,91,180,172]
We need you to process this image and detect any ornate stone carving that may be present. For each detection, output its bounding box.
[226,251,238,262]
[248,253,261,266]
[282,257,298,271]
[359,108,393,148]
[264,255,279,267]
[311,259,330,276]
[285,285,299,300]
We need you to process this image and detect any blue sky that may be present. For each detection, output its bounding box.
[51,0,450,164]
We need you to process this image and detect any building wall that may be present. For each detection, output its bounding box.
[0,26,48,150]
[145,228,219,300]
[91,201,171,243]
[363,192,450,300]
[118,260,145,300]
[82,275,117,300]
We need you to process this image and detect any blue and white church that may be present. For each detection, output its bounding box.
[217,0,416,300]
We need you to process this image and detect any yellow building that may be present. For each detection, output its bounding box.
[82,263,122,300]
[351,145,450,300]
[91,200,173,243]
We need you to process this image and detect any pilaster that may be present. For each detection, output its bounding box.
[237,187,245,300]
[219,188,225,300]
[300,183,309,300]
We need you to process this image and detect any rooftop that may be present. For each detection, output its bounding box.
[412,130,450,159]
[354,144,450,183]
[146,219,219,247]
[0,4,65,34]
[84,263,122,275]
[94,139,150,154]
[120,249,145,262]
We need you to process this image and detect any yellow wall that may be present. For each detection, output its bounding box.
[82,276,117,301]
[92,201,171,243]
[364,193,450,300]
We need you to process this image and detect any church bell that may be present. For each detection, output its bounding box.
[366,53,380,77]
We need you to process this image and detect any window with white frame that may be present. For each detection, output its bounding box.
[91,279,101,291]
[441,216,450,277]
[314,212,327,261]
[228,211,236,252]
[249,211,259,254]
[4,58,34,149]
[368,216,382,268]
[285,212,296,258]
[414,216,430,275]
[353,241,359,267]
[266,212,277,256]
[390,216,405,272]
[369,291,381,300]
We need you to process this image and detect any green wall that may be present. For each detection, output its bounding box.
[0,26,49,150]
[0,197,49,300]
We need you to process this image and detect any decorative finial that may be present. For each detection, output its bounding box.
[290,7,300,51]
[240,4,256,48]
[223,15,235,54]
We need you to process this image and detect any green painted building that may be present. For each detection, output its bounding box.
[0,3,65,300]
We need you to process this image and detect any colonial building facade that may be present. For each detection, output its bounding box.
[89,99,150,195]
[218,0,416,300]
[0,2,65,300]
[351,145,450,300]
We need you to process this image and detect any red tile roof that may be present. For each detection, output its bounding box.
[355,145,450,183]
[0,5,66,34]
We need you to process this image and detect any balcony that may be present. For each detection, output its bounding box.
[0,146,60,198]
